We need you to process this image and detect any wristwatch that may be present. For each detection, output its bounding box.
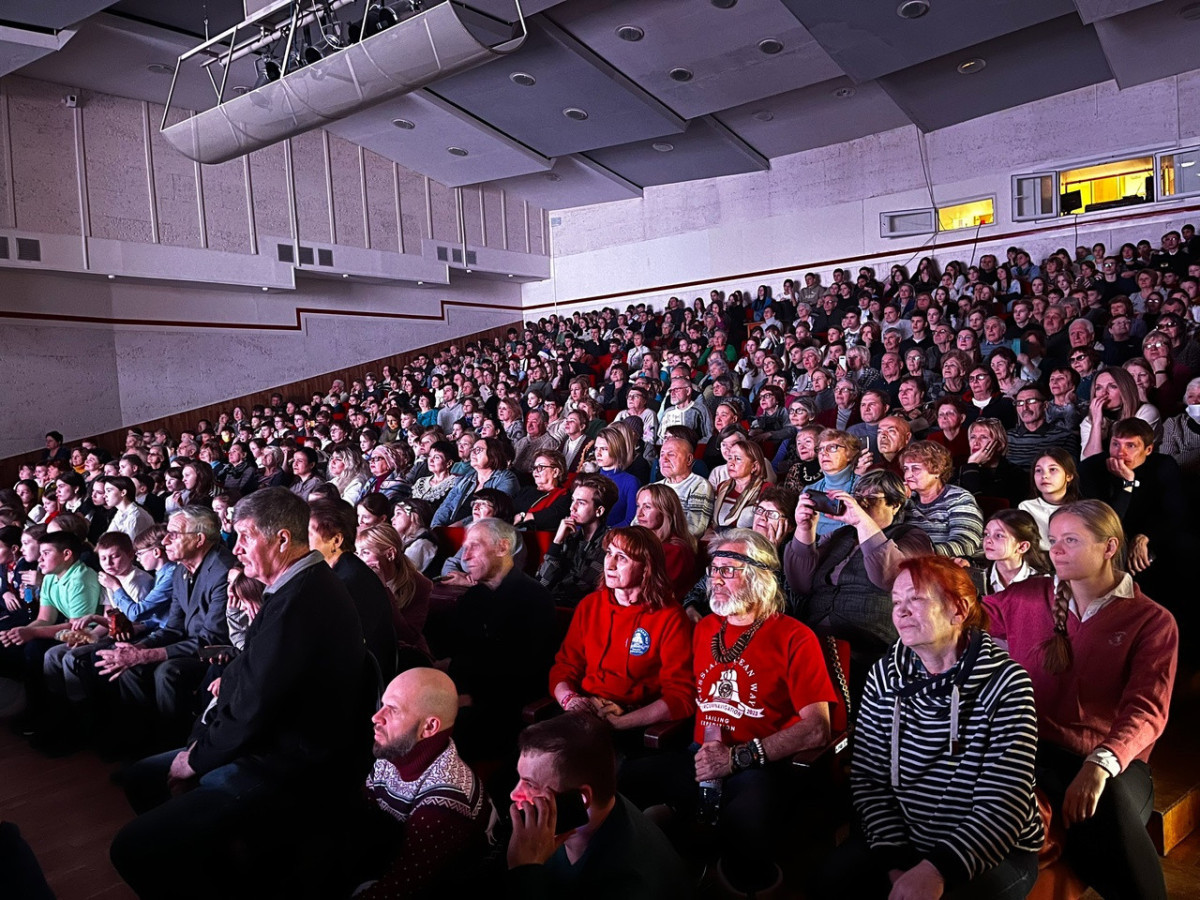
[731,743,755,773]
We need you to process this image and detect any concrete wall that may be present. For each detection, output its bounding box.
[525,71,1200,314]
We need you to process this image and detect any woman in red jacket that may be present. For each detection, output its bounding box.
[548,526,695,732]
[983,500,1177,900]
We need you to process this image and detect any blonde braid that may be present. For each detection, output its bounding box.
[1040,580,1074,674]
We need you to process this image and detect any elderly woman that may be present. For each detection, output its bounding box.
[361,442,412,502]
[771,397,817,475]
[548,525,695,734]
[901,441,984,561]
[496,397,526,443]
[409,439,457,507]
[965,366,1017,429]
[955,417,1029,509]
[1160,375,1200,481]
[1046,366,1084,430]
[933,349,972,403]
[711,437,769,532]
[634,483,698,600]
[257,446,291,490]
[785,471,934,702]
[984,501,1178,900]
[355,523,433,662]
[511,449,571,531]
[806,428,862,538]
[823,556,1043,898]
[431,436,518,528]
[1080,367,1161,459]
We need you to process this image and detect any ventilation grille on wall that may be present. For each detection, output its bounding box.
[276,242,335,266]
[435,245,476,266]
[16,238,40,262]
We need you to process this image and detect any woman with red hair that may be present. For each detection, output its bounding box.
[548,526,694,732]
[823,555,1043,899]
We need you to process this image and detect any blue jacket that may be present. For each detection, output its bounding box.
[432,469,520,527]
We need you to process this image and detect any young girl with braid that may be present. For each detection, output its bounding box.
[982,500,1177,900]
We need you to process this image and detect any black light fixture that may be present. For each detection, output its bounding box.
[253,55,282,88]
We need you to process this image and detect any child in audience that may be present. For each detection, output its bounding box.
[1018,448,1081,547]
[982,508,1051,592]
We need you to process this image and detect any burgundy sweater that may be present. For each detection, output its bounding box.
[983,576,1178,770]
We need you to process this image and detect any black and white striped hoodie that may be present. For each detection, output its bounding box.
[850,630,1044,885]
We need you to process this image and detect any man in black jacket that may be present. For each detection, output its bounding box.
[110,488,368,900]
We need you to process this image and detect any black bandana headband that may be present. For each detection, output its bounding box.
[708,549,772,570]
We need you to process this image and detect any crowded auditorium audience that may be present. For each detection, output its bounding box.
[3,228,1200,898]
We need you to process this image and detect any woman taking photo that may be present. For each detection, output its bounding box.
[634,484,698,600]
[984,501,1178,900]
[823,556,1043,899]
[548,526,695,733]
[711,436,769,533]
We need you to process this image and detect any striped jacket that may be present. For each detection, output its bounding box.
[851,630,1043,885]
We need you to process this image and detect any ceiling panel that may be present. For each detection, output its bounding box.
[1073,0,1162,24]
[877,14,1112,132]
[583,117,768,189]
[325,90,551,186]
[781,0,1077,83]
[0,0,116,31]
[485,155,642,209]
[1094,1,1200,88]
[546,0,842,120]
[112,0,246,36]
[715,76,911,158]
[428,18,685,158]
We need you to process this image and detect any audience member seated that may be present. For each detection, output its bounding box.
[820,556,1043,900]
[589,425,642,529]
[445,518,556,763]
[710,437,769,533]
[362,442,413,502]
[307,499,397,680]
[327,445,370,504]
[350,667,488,899]
[1080,368,1160,459]
[431,436,519,528]
[622,530,835,898]
[408,438,456,506]
[536,474,617,609]
[785,471,933,703]
[1006,383,1081,471]
[984,500,1178,900]
[805,429,862,538]
[901,441,984,562]
[109,488,368,900]
[633,484,698,601]
[356,524,433,665]
[508,712,690,900]
[548,526,694,736]
[981,508,1051,593]
[389,497,437,574]
[511,408,562,475]
[956,417,1029,509]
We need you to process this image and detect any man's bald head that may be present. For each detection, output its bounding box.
[372,667,460,759]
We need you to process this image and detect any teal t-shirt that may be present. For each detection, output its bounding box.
[40,561,102,621]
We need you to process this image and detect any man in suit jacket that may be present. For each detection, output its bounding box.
[111,488,368,900]
[94,506,236,745]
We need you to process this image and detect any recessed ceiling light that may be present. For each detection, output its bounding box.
[417,281,424,285]
[752,110,774,122]
[392,118,415,129]
[668,67,693,82]
[146,63,174,75]
[833,86,856,98]
[957,57,986,74]
[616,25,644,42]
[544,172,562,182]
[447,146,469,156]
[1180,2,1200,19]
[896,0,930,19]
[711,0,737,7]
[510,72,536,86]
[507,274,514,277]
[757,38,783,55]
[107,274,116,280]
[563,107,589,121]
[652,142,674,152]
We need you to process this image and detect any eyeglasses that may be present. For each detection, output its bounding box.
[1014,398,1044,407]
[163,530,194,540]
[968,373,990,381]
[531,463,558,472]
[752,507,784,521]
[818,443,847,454]
[1145,341,1167,350]
[707,564,748,580]
[852,493,884,505]
[788,406,805,414]
[1069,354,1087,362]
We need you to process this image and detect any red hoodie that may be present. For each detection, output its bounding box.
[548,587,695,720]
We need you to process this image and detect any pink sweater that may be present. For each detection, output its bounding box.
[983,576,1177,770]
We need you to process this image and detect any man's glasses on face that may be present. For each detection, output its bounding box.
[1014,398,1043,408]
[707,564,748,580]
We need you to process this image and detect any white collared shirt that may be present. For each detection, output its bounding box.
[1053,572,1135,622]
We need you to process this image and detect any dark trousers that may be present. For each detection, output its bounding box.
[117,656,210,746]
[818,832,1037,899]
[1037,744,1166,900]
[0,637,56,718]
[620,747,804,892]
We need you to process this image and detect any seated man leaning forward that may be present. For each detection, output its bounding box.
[350,667,489,899]
[109,488,368,900]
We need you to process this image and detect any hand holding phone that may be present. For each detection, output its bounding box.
[806,489,845,517]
